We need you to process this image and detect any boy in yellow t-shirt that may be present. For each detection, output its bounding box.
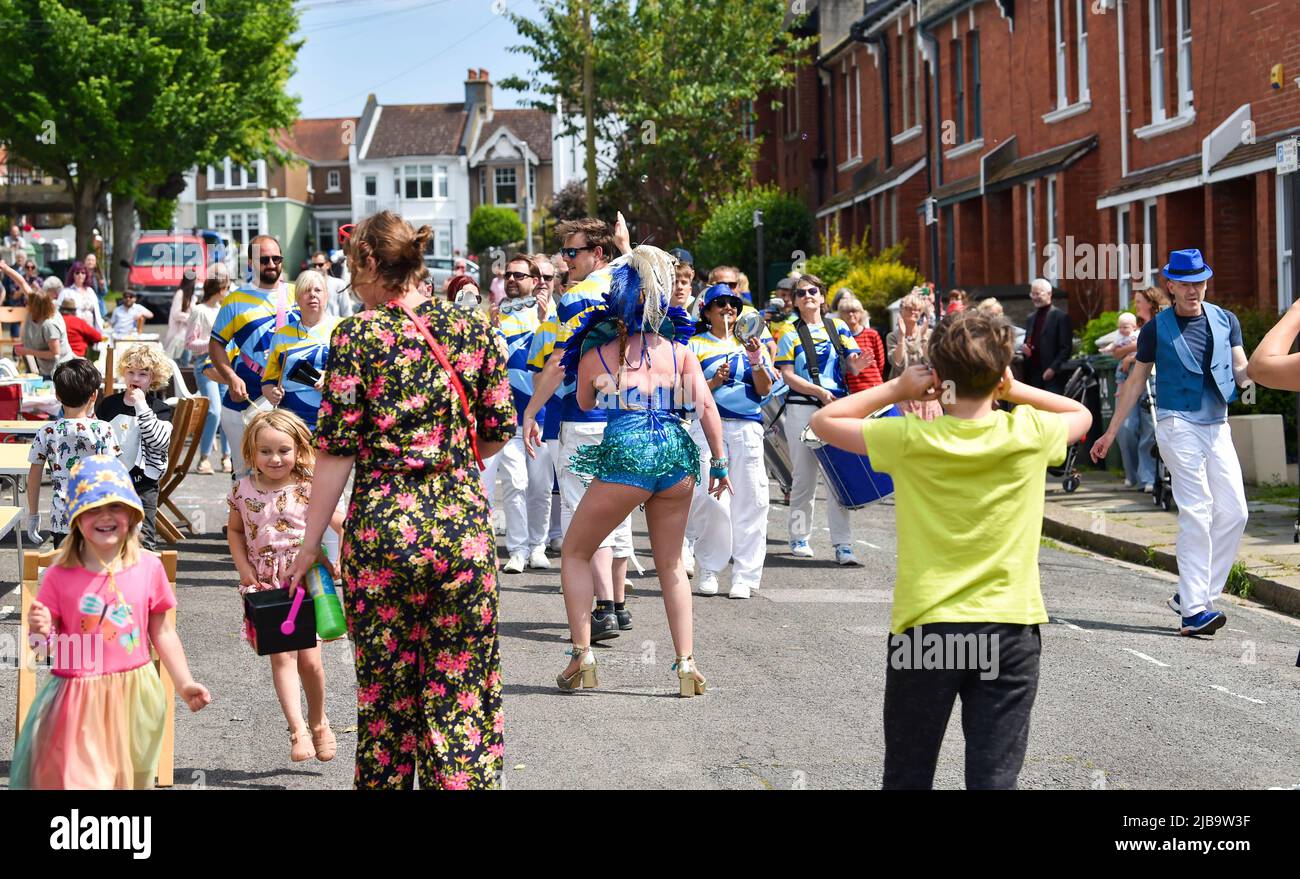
[811,310,1091,789]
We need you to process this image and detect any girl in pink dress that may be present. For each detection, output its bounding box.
[227,409,343,764]
[13,455,210,789]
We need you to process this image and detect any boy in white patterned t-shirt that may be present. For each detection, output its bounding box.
[26,358,123,545]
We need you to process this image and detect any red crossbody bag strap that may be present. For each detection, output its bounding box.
[392,300,484,470]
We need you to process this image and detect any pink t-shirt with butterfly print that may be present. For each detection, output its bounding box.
[36,553,176,678]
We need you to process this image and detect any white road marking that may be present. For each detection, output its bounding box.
[855,540,883,550]
[1054,617,1086,631]
[0,605,12,618]
[1210,685,1266,705]
[762,589,892,603]
[1122,648,1170,668]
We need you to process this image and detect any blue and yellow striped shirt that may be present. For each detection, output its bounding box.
[262,315,340,432]
[687,332,778,422]
[528,270,612,424]
[774,316,860,397]
[211,282,297,412]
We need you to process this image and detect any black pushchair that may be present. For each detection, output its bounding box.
[1048,356,1100,493]
[1146,377,1176,512]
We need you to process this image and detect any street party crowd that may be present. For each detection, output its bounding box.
[12,205,1300,791]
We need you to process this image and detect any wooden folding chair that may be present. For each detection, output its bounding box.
[0,307,25,358]
[154,396,208,543]
[102,344,114,396]
[15,549,178,788]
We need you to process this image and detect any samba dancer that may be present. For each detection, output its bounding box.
[686,283,778,599]
[775,274,866,565]
[556,246,731,696]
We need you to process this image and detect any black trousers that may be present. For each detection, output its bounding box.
[132,473,160,552]
[882,622,1041,790]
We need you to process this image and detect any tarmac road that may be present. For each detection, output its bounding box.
[2,469,1298,790]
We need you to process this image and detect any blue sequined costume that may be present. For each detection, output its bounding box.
[561,285,700,493]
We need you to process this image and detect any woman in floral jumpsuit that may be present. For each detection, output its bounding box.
[286,212,514,789]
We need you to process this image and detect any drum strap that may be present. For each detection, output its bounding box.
[792,318,848,406]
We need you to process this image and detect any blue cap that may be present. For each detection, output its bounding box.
[1162,248,1213,283]
[66,454,144,527]
[669,247,693,265]
[701,283,743,310]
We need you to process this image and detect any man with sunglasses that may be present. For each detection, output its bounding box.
[313,250,354,319]
[207,234,297,478]
[481,254,555,574]
[524,216,636,640]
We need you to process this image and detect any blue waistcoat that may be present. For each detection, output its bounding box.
[1153,302,1237,411]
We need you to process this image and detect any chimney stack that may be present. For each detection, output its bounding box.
[465,68,493,120]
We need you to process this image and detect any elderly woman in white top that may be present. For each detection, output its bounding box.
[885,290,943,420]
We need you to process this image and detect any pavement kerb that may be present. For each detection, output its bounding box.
[1041,504,1300,617]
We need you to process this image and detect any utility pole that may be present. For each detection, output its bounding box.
[582,0,598,216]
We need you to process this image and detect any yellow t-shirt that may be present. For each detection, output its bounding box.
[861,405,1069,634]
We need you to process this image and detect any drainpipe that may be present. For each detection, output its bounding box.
[1117,0,1129,178]
[922,26,941,287]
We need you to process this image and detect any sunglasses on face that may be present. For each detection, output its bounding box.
[312,262,327,269]
[718,280,739,289]
[794,287,818,298]
[503,271,535,282]
[259,255,284,266]
[559,246,594,260]
[538,273,555,283]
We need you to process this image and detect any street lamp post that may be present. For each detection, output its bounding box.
[754,208,765,305]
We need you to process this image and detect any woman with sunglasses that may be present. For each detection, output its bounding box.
[685,283,777,599]
[59,261,104,332]
[774,274,867,566]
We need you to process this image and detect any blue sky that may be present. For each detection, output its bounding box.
[287,0,549,119]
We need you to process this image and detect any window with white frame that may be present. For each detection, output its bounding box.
[912,30,922,129]
[436,226,452,258]
[853,62,862,160]
[1175,0,1193,114]
[1053,0,1088,108]
[1077,0,1089,100]
[495,167,518,204]
[1117,205,1132,308]
[1143,197,1159,287]
[210,211,261,258]
[327,170,341,192]
[899,31,911,131]
[1045,176,1059,285]
[434,165,448,199]
[1149,0,1167,122]
[208,159,262,190]
[317,218,345,253]
[479,171,487,206]
[951,39,965,146]
[403,165,434,199]
[527,164,536,205]
[969,31,982,140]
[364,175,376,196]
[1026,182,1038,279]
[1054,0,1069,109]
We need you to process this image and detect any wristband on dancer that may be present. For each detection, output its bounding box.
[746,347,764,366]
[709,456,729,479]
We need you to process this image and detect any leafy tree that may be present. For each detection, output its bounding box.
[695,185,813,290]
[502,0,813,245]
[0,0,301,283]
[468,205,527,255]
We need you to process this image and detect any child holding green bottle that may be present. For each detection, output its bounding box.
[227,409,345,764]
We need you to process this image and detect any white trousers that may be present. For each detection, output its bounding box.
[558,421,634,557]
[480,431,555,554]
[688,418,769,589]
[220,405,250,480]
[546,438,562,541]
[1155,417,1249,616]
[783,402,852,547]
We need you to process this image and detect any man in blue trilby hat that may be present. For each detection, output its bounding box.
[1092,249,1252,636]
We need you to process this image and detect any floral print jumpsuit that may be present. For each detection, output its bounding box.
[316,298,514,790]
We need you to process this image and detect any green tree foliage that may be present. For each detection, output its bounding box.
[1079,311,1120,355]
[502,0,813,244]
[469,205,527,255]
[695,185,812,290]
[841,260,922,318]
[0,0,301,256]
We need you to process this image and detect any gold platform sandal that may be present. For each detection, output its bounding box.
[674,655,707,698]
[556,644,597,690]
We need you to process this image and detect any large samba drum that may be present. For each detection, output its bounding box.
[800,403,900,508]
[761,394,794,494]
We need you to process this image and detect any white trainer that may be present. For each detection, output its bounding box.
[548,536,564,554]
[697,569,719,595]
[503,552,527,573]
[728,582,751,600]
[528,545,551,569]
[682,542,696,577]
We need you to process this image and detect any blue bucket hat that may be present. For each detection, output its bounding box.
[66,454,144,528]
[701,282,743,311]
[1162,248,1214,283]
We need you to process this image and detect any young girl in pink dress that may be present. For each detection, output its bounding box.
[227,409,344,764]
[13,454,210,789]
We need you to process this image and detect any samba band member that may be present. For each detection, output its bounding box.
[775,273,866,565]
[556,246,731,696]
[686,283,778,599]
